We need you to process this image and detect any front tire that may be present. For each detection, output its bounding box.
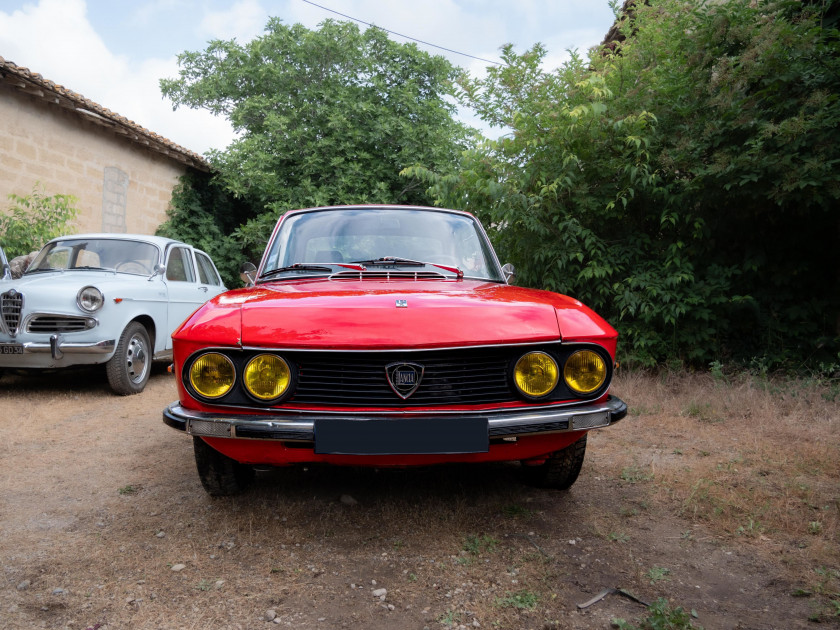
[522,433,587,490]
[106,321,151,395]
[193,437,254,496]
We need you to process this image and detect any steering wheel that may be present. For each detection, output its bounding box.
[115,260,151,274]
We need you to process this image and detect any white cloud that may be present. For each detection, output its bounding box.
[0,0,237,154]
[199,0,268,42]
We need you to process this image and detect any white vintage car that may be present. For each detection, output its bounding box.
[0,234,227,394]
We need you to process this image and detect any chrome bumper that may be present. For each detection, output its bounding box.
[163,396,627,441]
[25,336,115,359]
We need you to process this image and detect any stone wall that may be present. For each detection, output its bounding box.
[0,86,188,236]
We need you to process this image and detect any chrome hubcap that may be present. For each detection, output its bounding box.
[126,334,149,384]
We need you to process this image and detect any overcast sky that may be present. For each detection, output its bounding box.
[0,0,616,155]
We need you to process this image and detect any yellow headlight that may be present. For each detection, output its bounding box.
[244,354,291,401]
[189,353,235,399]
[513,351,559,398]
[564,350,607,394]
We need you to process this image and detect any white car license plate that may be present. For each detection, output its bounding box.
[0,344,24,355]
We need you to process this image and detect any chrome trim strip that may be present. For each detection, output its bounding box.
[203,339,615,355]
[163,395,627,441]
[21,339,116,354]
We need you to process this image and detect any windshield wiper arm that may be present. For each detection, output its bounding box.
[349,257,463,278]
[350,256,425,266]
[259,263,334,279]
[259,262,366,280]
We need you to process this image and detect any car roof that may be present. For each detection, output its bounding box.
[285,204,476,218]
[45,233,187,249]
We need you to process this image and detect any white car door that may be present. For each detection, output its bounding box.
[195,250,227,300]
[164,246,210,344]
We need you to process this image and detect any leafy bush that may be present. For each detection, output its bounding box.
[0,183,78,258]
[410,0,840,369]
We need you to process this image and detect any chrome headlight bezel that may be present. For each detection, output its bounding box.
[76,286,104,312]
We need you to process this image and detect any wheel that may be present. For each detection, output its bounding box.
[106,321,151,395]
[522,434,588,490]
[193,437,254,496]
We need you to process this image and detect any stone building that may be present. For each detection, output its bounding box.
[0,56,209,235]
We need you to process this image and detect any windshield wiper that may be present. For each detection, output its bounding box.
[259,262,366,280]
[350,256,424,266]
[349,257,464,278]
[259,264,334,280]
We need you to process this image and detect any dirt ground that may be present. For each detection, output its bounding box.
[0,367,835,630]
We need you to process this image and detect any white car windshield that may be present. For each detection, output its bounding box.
[27,239,160,275]
[262,208,503,281]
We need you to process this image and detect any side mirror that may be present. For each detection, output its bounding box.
[501,263,516,283]
[240,262,257,286]
[148,264,166,281]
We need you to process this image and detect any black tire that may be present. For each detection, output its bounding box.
[193,437,254,496]
[106,321,151,395]
[522,433,588,490]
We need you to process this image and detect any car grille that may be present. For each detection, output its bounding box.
[289,348,515,407]
[26,314,96,334]
[1,290,23,336]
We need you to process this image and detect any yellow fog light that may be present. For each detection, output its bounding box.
[564,350,607,394]
[514,351,559,398]
[244,354,291,401]
[189,353,235,399]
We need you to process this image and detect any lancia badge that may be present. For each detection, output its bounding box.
[395,299,408,308]
[385,362,424,399]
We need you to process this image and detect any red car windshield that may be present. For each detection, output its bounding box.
[262,207,503,281]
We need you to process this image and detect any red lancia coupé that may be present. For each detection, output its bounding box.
[163,205,626,495]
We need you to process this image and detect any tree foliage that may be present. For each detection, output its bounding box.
[409,0,840,368]
[160,18,470,261]
[0,183,78,258]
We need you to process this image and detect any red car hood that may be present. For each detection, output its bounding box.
[178,279,617,350]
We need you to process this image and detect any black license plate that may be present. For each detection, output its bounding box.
[315,417,489,455]
[0,344,23,355]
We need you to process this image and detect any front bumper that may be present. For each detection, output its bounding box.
[0,336,116,367]
[163,395,628,443]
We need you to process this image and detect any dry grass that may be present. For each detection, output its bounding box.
[603,370,840,604]
[2,367,838,628]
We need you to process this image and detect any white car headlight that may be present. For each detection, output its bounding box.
[77,286,104,312]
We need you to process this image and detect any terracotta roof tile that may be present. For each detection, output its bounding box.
[0,56,210,171]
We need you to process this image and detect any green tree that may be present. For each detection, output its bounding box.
[160,18,470,260]
[0,183,78,258]
[411,0,840,368]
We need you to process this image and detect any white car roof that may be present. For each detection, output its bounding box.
[45,233,187,249]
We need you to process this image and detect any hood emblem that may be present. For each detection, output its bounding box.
[385,362,424,399]
[395,299,407,308]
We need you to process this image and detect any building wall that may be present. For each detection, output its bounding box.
[0,87,188,237]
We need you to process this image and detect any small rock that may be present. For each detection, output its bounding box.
[215,580,225,589]
[16,580,30,591]
[387,604,395,611]
[170,564,186,572]
[52,588,67,595]
[372,588,387,600]
[340,494,358,505]
[568,540,576,545]
[266,609,277,621]
[156,531,165,538]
